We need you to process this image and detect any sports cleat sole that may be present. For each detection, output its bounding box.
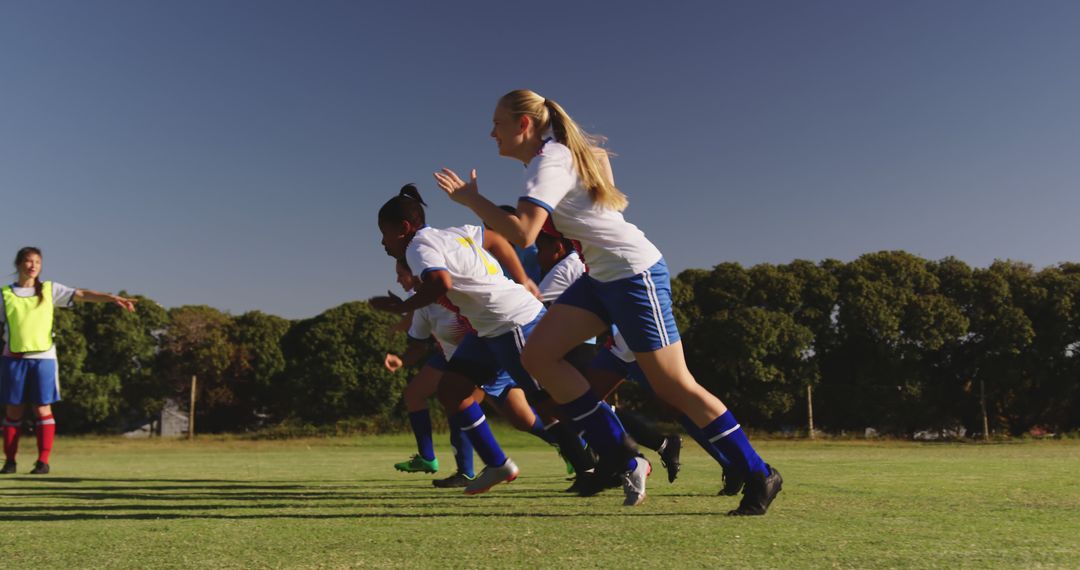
[464,460,520,495]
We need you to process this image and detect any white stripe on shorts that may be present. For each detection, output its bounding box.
[512,326,542,393]
[642,269,670,347]
[708,423,742,443]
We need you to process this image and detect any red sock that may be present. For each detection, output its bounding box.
[2,417,20,462]
[36,414,55,464]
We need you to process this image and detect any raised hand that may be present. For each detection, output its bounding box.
[433,168,479,205]
[114,296,138,312]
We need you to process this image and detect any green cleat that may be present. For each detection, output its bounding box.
[394,454,439,474]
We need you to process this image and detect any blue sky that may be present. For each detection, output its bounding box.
[2,1,1078,318]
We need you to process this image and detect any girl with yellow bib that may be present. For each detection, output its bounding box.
[1,247,136,475]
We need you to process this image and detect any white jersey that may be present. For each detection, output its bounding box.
[520,140,662,282]
[408,302,471,359]
[538,251,585,304]
[0,281,76,359]
[406,225,543,337]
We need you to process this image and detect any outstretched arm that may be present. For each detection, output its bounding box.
[370,270,452,315]
[74,289,137,312]
[433,168,548,248]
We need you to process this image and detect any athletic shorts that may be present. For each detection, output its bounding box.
[0,357,61,406]
[555,258,680,353]
[446,309,548,402]
[423,351,448,372]
[422,349,514,401]
[588,347,653,395]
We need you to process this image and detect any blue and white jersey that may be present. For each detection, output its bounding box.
[408,302,470,359]
[520,140,662,283]
[406,225,543,338]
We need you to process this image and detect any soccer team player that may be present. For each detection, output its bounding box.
[1,247,137,475]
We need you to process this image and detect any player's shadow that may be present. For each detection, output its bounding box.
[0,510,723,522]
[0,476,721,521]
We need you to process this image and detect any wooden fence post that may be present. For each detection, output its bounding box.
[189,375,197,440]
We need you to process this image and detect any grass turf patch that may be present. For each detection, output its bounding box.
[0,430,1077,568]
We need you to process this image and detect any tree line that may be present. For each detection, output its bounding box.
[51,250,1080,436]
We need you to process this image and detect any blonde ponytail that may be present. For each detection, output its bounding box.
[499,90,628,212]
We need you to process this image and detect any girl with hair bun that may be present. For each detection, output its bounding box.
[372,184,562,495]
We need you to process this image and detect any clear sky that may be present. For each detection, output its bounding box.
[2,1,1078,319]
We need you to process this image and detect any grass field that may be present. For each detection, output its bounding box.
[0,429,1077,569]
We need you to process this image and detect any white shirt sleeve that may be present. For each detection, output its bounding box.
[51,282,77,308]
[521,143,576,213]
[405,238,448,279]
[538,253,585,303]
[407,307,434,342]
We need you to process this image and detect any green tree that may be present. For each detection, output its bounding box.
[226,310,291,426]
[157,305,234,431]
[278,301,406,422]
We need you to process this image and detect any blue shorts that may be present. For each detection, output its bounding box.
[423,351,448,372]
[446,309,546,400]
[481,370,516,402]
[422,350,512,401]
[1,357,61,406]
[556,258,680,353]
[589,348,653,396]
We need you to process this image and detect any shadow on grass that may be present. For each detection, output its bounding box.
[0,475,740,521]
[0,510,726,521]
[3,477,406,485]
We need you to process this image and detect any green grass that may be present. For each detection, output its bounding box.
[1,429,1078,568]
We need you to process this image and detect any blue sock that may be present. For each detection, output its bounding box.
[702,410,768,477]
[457,402,507,468]
[448,417,475,478]
[408,410,435,461]
[530,411,558,445]
[678,415,732,468]
[561,393,636,471]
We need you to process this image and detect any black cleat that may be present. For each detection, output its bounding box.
[658,435,682,483]
[718,465,745,496]
[0,460,15,474]
[29,461,49,475]
[576,434,640,497]
[432,471,474,488]
[727,465,782,516]
[570,469,622,496]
